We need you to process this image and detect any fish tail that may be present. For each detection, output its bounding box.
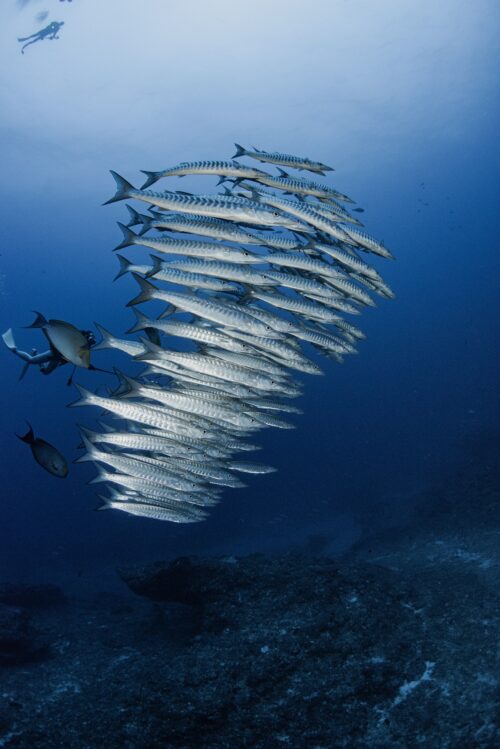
[102,171,135,206]
[145,254,163,278]
[138,216,152,236]
[24,311,47,329]
[113,222,137,252]
[67,383,96,409]
[125,308,149,334]
[144,327,161,347]
[232,143,247,159]
[133,337,161,362]
[125,204,145,228]
[95,496,113,511]
[93,322,118,351]
[140,170,163,189]
[113,368,142,397]
[88,469,110,485]
[74,432,97,462]
[16,422,34,444]
[76,423,98,443]
[126,273,158,307]
[113,254,133,281]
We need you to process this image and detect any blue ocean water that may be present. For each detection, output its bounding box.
[0,6,499,744]
[0,0,498,582]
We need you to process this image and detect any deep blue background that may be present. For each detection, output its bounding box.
[0,1,498,589]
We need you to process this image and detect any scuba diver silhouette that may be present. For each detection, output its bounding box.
[18,21,64,55]
[2,326,97,385]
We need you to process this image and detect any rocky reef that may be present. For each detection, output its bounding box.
[0,435,498,748]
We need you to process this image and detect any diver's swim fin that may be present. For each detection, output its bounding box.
[18,362,30,381]
[2,328,16,351]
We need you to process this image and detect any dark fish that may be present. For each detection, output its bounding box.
[26,312,91,368]
[352,208,365,213]
[17,424,68,478]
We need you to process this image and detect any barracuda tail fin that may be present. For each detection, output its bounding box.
[88,469,110,486]
[67,383,98,409]
[145,254,163,278]
[113,368,142,398]
[134,337,164,362]
[125,204,146,228]
[126,274,158,307]
[126,308,150,334]
[95,496,113,511]
[103,171,135,206]
[74,433,98,462]
[113,222,138,252]
[138,215,152,236]
[93,322,118,351]
[113,254,134,281]
[76,424,99,442]
[144,327,161,347]
[140,170,163,189]
[25,311,47,329]
[232,143,247,159]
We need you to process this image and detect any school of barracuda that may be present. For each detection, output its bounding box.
[71,144,395,523]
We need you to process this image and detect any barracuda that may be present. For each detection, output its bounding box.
[140,160,269,189]
[104,171,309,230]
[232,144,334,175]
[114,223,261,264]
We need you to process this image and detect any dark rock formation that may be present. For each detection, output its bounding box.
[0,604,48,666]
[0,583,66,609]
